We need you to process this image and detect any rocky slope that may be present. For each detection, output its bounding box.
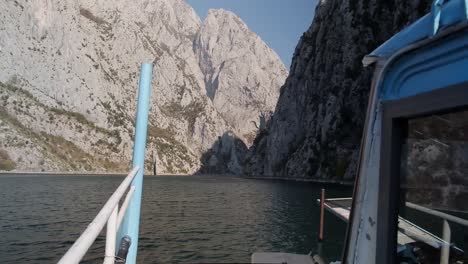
[245,0,432,180]
[0,0,287,174]
[194,9,288,145]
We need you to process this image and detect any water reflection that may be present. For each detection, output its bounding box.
[0,175,351,263]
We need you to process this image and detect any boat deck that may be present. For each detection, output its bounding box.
[251,253,315,264]
[319,198,448,248]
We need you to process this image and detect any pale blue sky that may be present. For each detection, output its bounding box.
[186,0,318,69]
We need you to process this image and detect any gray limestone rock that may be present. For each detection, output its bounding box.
[0,0,287,174]
[245,0,432,180]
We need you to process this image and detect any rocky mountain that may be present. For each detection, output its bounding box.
[245,0,432,180]
[0,0,287,174]
[194,9,288,144]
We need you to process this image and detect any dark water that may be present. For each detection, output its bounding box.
[0,175,351,263]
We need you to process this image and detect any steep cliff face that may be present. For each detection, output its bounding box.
[0,0,287,174]
[246,0,432,180]
[197,131,248,175]
[194,9,288,145]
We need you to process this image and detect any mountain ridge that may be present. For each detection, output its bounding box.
[245,0,432,180]
[0,0,287,174]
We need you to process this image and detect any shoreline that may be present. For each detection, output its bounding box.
[0,172,207,177]
[0,171,127,177]
[0,172,354,185]
[242,176,354,186]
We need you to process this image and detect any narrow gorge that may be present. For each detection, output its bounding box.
[245,0,433,181]
[0,0,287,174]
[1,0,436,179]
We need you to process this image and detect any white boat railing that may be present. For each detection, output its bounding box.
[57,166,140,264]
[406,202,468,227]
[406,202,467,264]
[57,62,153,264]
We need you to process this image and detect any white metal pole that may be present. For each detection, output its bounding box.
[117,187,136,229]
[406,202,468,227]
[440,220,451,264]
[57,167,139,264]
[103,205,118,264]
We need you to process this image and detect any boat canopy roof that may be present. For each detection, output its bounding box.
[345,1,468,263]
[364,0,468,66]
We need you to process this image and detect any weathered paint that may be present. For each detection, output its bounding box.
[366,0,468,60]
[379,31,468,101]
[345,0,468,262]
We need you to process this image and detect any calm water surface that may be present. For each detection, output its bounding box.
[0,175,351,263]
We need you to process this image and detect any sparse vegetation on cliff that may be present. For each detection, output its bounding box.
[147,125,195,174]
[79,8,108,26]
[0,83,127,172]
[246,0,432,180]
[0,149,16,171]
[1,0,287,174]
[161,101,205,132]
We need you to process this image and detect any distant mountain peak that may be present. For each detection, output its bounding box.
[0,0,287,175]
[194,6,288,147]
[245,0,433,179]
[204,8,251,35]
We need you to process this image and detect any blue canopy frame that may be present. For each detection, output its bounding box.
[344,1,468,263]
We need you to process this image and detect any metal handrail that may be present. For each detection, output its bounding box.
[405,201,468,264]
[406,202,468,227]
[104,205,118,264]
[117,186,136,228]
[57,166,140,264]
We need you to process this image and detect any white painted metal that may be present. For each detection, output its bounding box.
[406,202,468,227]
[348,21,468,264]
[345,62,385,264]
[103,205,118,264]
[117,186,136,229]
[57,166,140,264]
[319,198,450,248]
[440,220,451,264]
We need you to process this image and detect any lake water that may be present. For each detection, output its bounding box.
[0,175,351,263]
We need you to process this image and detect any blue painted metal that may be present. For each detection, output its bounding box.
[117,63,153,264]
[367,0,468,59]
[379,31,468,101]
[363,0,468,101]
[346,1,467,262]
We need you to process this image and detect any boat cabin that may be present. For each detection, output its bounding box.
[252,1,467,263]
[344,0,468,263]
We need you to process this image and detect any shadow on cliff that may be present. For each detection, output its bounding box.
[194,131,248,176]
